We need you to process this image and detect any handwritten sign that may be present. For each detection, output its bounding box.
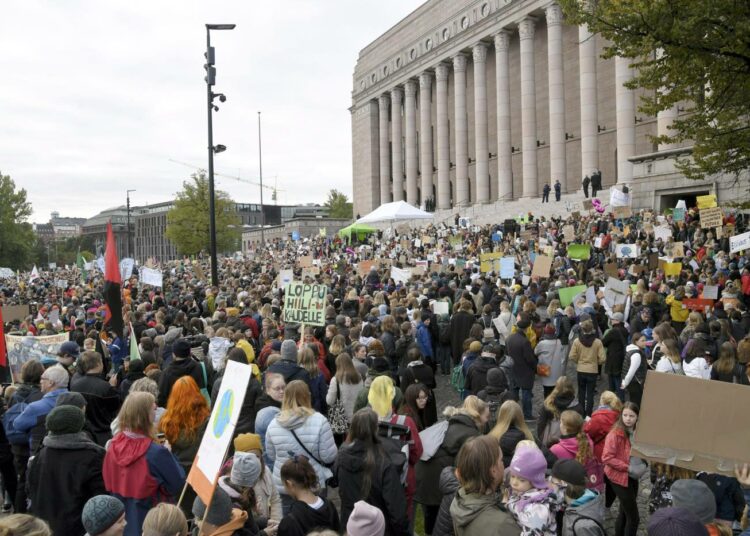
[700,207,723,229]
[283,282,328,326]
[696,194,717,209]
[531,255,552,279]
[730,231,750,254]
[479,252,502,274]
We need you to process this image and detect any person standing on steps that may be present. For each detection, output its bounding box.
[542,183,551,203]
[582,175,590,198]
[591,169,602,198]
[554,180,561,202]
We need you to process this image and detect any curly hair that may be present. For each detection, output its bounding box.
[158,376,210,444]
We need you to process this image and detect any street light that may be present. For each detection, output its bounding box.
[258,111,265,246]
[205,23,236,287]
[126,189,136,258]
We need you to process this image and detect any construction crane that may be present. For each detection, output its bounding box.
[168,158,285,203]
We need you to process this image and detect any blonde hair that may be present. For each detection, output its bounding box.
[0,514,51,536]
[142,503,189,536]
[599,390,623,412]
[278,380,314,422]
[489,400,534,441]
[443,395,488,428]
[118,391,156,438]
[297,347,319,379]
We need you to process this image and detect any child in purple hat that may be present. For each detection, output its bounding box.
[505,445,557,535]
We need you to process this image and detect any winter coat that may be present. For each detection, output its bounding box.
[433,467,460,536]
[710,362,750,384]
[307,372,328,415]
[450,488,521,536]
[415,413,480,506]
[169,421,207,476]
[264,411,337,495]
[602,427,630,487]
[70,373,121,446]
[450,311,476,362]
[212,371,262,434]
[325,377,364,421]
[27,432,106,536]
[103,432,186,536]
[537,392,583,447]
[583,406,620,462]
[13,388,68,451]
[601,324,629,375]
[506,331,537,390]
[266,360,311,385]
[665,294,690,323]
[569,334,606,374]
[381,330,397,362]
[505,487,557,536]
[560,490,605,536]
[416,322,434,359]
[549,435,604,492]
[534,338,564,387]
[276,497,340,536]
[336,440,409,535]
[463,356,497,396]
[157,357,206,407]
[499,426,529,468]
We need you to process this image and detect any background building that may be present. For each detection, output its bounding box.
[81,206,140,257]
[350,0,745,217]
[134,202,177,263]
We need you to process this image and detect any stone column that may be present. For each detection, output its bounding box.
[404,79,419,205]
[546,3,566,191]
[494,31,512,200]
[615,56,636,184]
[519,17,538,197]
[378,94,391,204]
[473,42,490,203]
[419,72,433,208]
[453,54,469,206]
[579,23,598,182]
[656,49,679,151]
[390,87,404,201]
[435,63,451,209]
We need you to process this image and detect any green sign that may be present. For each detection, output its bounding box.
[283,282,328,326]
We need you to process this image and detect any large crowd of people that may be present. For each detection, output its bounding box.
[0,202,749,536]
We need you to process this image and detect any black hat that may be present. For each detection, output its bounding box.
[173,338,192,358]
[372,356,390,373]
[46,405,85,435]
[551,459,587,487]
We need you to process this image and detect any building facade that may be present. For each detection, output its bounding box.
[134,202,178,263]
[81,206,138,258]
[350,0,745,216]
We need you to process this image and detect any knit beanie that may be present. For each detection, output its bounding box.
[670,479,716,523]
[55,391,87,409]
[280,339,298,362]
[173,338,192,358]
[509,446,548,489]
[347,500,386,536]
[46,405,85,435]
[368,376,395,418]
[81,495,125,536]
[469,341,482,353]
[193,487,233,526]
[647,507,708,536]
[371,356,390,373]
[231,452,262,488]
[551,459,587,487]
[486,368,507,389]
[233,433,263,453]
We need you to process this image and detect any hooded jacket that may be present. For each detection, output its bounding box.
[264,411,337,495]
[70,373,121,446]
[449,488,521,536]
[266,359,311,385]
[583,406,620,462]
[561,490,605,536]
[463,356,497,396]
[549,435,604,492]
[506,331,537,390]
[276,497,340,536]
[157,357,206,407]
[433,466,460,536]
[569,332,606,374]
[102,432,185,536]
[336,440,409,535]
[601,323,629,375]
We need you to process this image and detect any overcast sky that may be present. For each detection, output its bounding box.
[1,1,424,222]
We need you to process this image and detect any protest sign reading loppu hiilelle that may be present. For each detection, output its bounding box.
[283,282,328,326]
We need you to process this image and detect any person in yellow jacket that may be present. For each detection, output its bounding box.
[665,286,689,330]
[511,323,538,349]
[234,333,261,381]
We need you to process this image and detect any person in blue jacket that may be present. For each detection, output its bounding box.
[13,365,69,451]
[416,312,434,368]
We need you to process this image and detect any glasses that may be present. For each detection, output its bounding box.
[417,395,429,401]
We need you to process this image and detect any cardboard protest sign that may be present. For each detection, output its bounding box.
[604,263,619,278]
[654,226,672,242]
[531,255,552,279]
[0,268,14,280]
[696,194,717,209]
[673,207,685,222]
[500,257,515,279]
[670,242,685,258]
[188,361,252,503]
[562,225,575,242]
[479,252,502,274]
[700,207,723,229]
[301,267,320,279]
[559,285,587,308]
[631,372,750,476]
[390,267,411,285]
[682,298,714,312]
[610,188,631,207]
[283,282,328,326]
[615,244,638,259]
[702,285,719,300]
[730,231,750,254]
[1,305,29,323]
[5,333,68,381]
[583,199,593,211]
[119,258,135,281]
[298,256,313,268]
[357,260,374,276]
[492,316,510,338]
[628,264,647,277]
[613,206,632,219]
[663,262,682,276]
[277,270,294,289]
[594,236,603,249]
[432,301,449,316]
[139,267,163,288]
[604,277,629,307]
[648,252,659,271]
[567,244,591,261]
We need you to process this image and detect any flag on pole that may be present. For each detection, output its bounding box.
[77,252,87,284]
[129,323,140,361]
[29,265,39,284]
[103,222,124,338]
[0,306,7,367]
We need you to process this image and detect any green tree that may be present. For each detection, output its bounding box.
[324,189,353,219]
[0,172,37,270]
[559,0,750,191]
[165,171,241,256]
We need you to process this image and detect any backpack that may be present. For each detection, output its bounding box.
[438,318,451,346]
[3,402,30,446]
[418,420,449,461]
[378,416,410,485]
[450,364,465,394]
[571,514,606,535]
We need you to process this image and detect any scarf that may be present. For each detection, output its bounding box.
[43,432,105,453]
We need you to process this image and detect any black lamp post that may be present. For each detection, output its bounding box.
[126,189,136,258]
[205,23,235,287]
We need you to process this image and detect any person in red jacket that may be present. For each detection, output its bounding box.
[584,391,622,463]
[602,401,640,536]
[742,267,750,306]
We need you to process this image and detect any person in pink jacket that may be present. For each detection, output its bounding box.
[549,410,604,493]
[602,402,640,536]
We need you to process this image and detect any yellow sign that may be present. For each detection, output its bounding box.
[479,252,502,273]
[696,194,717,209]
[664,262,682,276]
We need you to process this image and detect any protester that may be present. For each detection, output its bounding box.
[489,400,535,468]
[549,458,606,535]
[70,351,121,446]
[276,456,340,536]
[568,319,606,416]
[141,503,189,536]
[549,410,604,492]
[506,444,557,535]
[13,365,70,452]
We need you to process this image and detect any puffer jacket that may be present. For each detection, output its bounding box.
[549,435,604,492]
[450,488,521,536]
[264,411,337,495]
[602,427,630,487]
[560,489,605,536]
[433,467,460,536]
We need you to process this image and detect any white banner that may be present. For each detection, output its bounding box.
[5,333,68,380]
[610,188,631,207]
[139,266,163,288]
[730,231,750,254]
[0,268,14,279]
[119,258,135,280]
[390,267,412,285]
[615,244,639,259]
[96,256,105,273]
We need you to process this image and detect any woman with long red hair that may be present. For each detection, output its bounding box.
[158,376,210,515]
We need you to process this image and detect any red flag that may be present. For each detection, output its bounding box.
[103,222,124,338]
[0,306,7,367]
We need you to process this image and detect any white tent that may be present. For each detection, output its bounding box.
[355,201,434,224]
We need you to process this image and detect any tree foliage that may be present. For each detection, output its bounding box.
[0,172,37,270]
[165,171,241,256]
[559,0,750,187]
[324,189,353,219]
